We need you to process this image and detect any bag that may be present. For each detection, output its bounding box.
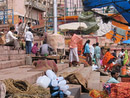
[103,83,111,95]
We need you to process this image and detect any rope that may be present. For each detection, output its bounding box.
[3,79,50,98]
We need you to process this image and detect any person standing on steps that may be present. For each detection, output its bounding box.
[25,22,31,33]
[69,31,82,67]
[100,47,105,68]
[118,48,125,66]
[24,28,33,54]
[90,43,96,61]
[83,40,92,66]
[94,42,101,68]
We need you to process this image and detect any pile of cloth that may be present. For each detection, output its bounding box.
[32,60,58,73]
[3,79,50,98]
[62,72,90,92]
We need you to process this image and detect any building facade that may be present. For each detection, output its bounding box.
[0,0,46,25]
[65,0,83,16]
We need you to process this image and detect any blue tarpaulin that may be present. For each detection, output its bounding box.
[83,0,130,24]
[122,39,130,44]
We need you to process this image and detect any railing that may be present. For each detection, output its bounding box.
[24,0,46,12]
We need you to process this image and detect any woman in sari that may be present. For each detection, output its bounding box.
[100,47,105,68]
[102,48,115,72]
[123,50,129,66]
[31,43,38,55]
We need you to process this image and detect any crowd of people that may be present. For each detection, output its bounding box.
[0,23,129,74]
[69,32,129,74]
[0,22,54,57]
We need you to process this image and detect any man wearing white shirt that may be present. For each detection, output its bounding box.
[118,49,125,65]
[5,26,20,49]
[25,28,33,54]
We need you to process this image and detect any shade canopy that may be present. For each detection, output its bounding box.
[122,39,130,44]
[58,22,88,31]
[83,0,130,24]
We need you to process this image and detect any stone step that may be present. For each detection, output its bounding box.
[100,76,110,83]
[100,76,110,91]
[0,66,44,84]
[57,64,84,76]
[0,63,70,84]
[9,54,26,60]
[68,84,81,98]
[78,67,101,90]
[0,54,26,61]
[0,55,8,61]
[80,66,92,80]
[0,59,25,69]
[57,63,69,72]
[80,93,92,98]
[0,46,10,51]
[0,50,26,55]
[87,71,100,90]
[56,65,84,98]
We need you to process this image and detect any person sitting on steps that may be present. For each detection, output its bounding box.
[106,70,119,83]
[5,26,20,50]
[39,41,53,56]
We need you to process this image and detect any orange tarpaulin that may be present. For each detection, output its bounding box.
[105,14,130,43]
[108,14,129,30]
[58,16,78,20]
[105,31,128,43]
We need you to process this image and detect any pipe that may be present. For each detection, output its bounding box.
[54,0,57,34]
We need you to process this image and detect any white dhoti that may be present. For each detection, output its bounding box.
[69,47,79,62]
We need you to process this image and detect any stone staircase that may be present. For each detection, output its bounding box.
[0,46,25,69]
[0,24,9,31]
[0,46,110,98]
[57,65,106,98]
